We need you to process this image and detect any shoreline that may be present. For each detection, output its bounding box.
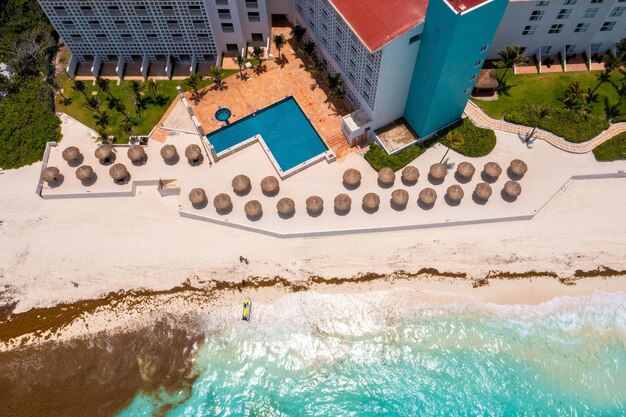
[2,271,624,352]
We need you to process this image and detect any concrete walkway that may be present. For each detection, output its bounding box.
[465,100,626,154]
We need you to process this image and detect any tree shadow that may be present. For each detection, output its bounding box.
[518,132,536,148]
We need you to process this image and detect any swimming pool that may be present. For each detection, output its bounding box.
[206,97,330,175]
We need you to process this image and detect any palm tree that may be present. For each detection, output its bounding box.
[121,118,134,135]
[495,45,528,84]
[45,76,71,105]
[184,71,203,101]
[290,25,306,46]
[273,34,286,62]
[616,38,626,58]
[95,76,111,96]
[116,102,132,123]
[528,104,552,139]
[84,96,103,115]
[71,80,88,98]
[210,66,225,89]
[566,81,589,103]
[106,95,121,110]
[98,127,112,143]
[93,111,110,130]
[440,130,464,163]
[234,54,246,79]
[252,46,264,70]
[561,94,581,110]
[615,82,626,106]
[147,78,158,99]
[590,52,623,95]
[131,80,143,100]
[303,41,316,59]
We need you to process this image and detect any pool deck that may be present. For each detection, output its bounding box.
[183,26,357,159]
[40,115,626,237]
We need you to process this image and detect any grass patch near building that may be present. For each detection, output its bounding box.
[593,132,626,161]
[439,118,496,157]
[364,119,495,171]
[473,71,624,142]
[503,105,609,143]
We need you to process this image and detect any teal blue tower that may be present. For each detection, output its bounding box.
[404,0,508,139]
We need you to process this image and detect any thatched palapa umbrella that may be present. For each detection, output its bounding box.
[245,200,263,219]
[446,184,464,203]
[419,188,437,206]
[484,162,502,180]
[127,145,146,163]
[185,144,202,162]
[75,165,93,181]
[509,159,528,177]
[189,188,207,206]
[95,145,113,161]
[504,181,522,199]
[401,166,419,185]
[62,146,81,162]
[306,196,324,216]
[362,192,380,212]
[391,189,409,209]
[109,163,128,181]
[232,174,251,195]
[261,176,280,196]
[160,144,178,161]
[429,163,447,180]
[334,194,351,213]
[474,182,492,201]
[378,167,395,187]
[213,193,232,213]
[276,197,295,218]
[343,168,361,188]
[41,166,59,183]
[456,162,475,180]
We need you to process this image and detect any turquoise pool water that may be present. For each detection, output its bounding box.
[116,292,626,417]
[207,97,328,172]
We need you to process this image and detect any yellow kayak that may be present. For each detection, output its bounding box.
[242,298,251,321]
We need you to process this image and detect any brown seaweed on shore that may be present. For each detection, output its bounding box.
[0,318,202,417]
[573,266,626,278]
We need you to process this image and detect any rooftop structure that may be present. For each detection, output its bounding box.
[329,0,428,52]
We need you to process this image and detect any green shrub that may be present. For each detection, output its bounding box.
[364,142,427,171]
[0,80,61,169]
[592,132,626,161]
[439,118,496,157]
[611,114,626,124]
[504,105,608,143]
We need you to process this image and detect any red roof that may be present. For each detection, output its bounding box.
[445,0,492,13]
[330,0,428,52]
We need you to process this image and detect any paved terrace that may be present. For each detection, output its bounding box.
[40,116,625,237]
[183,26,355,158]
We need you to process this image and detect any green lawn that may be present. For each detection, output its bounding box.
[473,70,625,143]
[56,72,236,143]
[593,132,626,161]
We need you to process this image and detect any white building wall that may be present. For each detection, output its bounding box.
[489,0,626,59]
[371,25,424,130]
[268,0,294,16]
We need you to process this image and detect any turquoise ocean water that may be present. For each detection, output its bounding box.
[117,291,626,416]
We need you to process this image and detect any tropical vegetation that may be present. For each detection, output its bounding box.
[592,132,626,161]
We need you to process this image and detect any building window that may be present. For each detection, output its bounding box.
[218,8,231,19]
[248,12,260,22]
[474,60,482,67]
[548,24,563,34]
[480,44,488,52]
[146,34,159,43]
[95,34,108,43]
[62,20,75,29]
[53,6,68,16]
[590,0,603,3]
[590,43,601,52]
[251,33,263,43]
[599,21,615,31]
[216,0,228,5]
[409,34,421,44]
[140,20,153,30]
[464,87,471,94]
[566,44,576,54]
[197,33,209,40]
[541,45,552,54]
[80,6,94,16]
[469,74,476,81]
[189,5,202,15]
[529,10,544,20]
[563,0,576,4]
[583,7,598,18]
[107,5,121,16]
[172,34,184,42]
[574,23,589,32]
[193,20,205,29]
[522,25,537,35]
[70,34,83,43]
[246,0,259,8]
[557,8,571,19]
[221,23,234,33]
[520,47,527,53]
[166,20,179,29]
[115,20,127,29]
[161,5,175,16]
[535,0,549,5]
[134,6,148,16]
[88,20,101,29]
[609,6,625,16]
[121,34,133,43]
